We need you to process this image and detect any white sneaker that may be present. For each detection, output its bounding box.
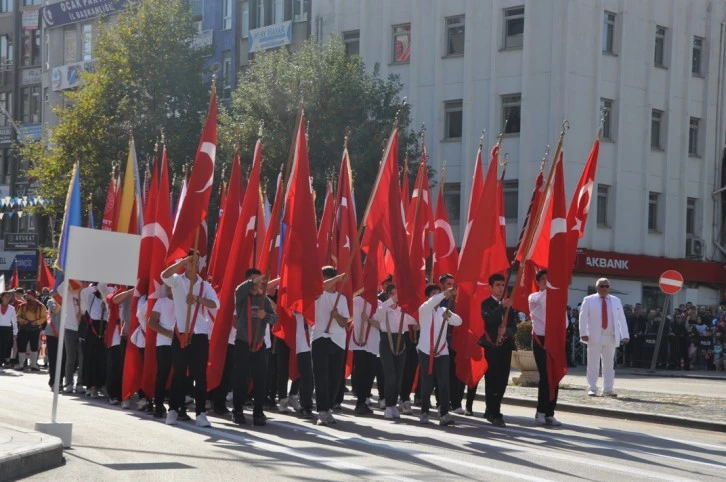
[366,397,375,406]
[391,407,401,419]
[75,385,86,394]
[63,385,73,394]
[587,389,597,397]
[535,412,547,425]
[326,410,336,424]
[401,401,413,415]
[384,407,394,419]
[419,413,430,424]
[289,395,302,412]
[137,398,148,411]
[121,400,131,410]
[195,413,211,427]
[278,398,291,413]
[166,410,178,425]
[453,407,465,415]
[546,416,562,427]
[378,398,386,410]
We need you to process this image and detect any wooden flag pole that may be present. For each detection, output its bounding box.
[430,161,447,283]
[183,226,200,347]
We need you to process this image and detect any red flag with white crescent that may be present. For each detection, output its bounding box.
[432,185,459,281]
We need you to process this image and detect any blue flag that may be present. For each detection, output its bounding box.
[53,162,82,292]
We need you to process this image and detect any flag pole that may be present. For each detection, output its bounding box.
[183,226,200,346]
[430,161,447,283]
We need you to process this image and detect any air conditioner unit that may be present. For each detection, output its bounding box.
[686,237,705,258]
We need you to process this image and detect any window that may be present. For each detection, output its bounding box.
[82,23,93,61]
[223,0,232,30]
[443,183,461,223]
[21,85,40,124]
[692,37,703,75]
[648,192,660,232]
[0,0,12,13]
[64,28,77,64]
[654,26,666,67]
[686,198,697,235]
[22,29,40,66]
[293,0,308,22]
[444,100,463,139]
[392,24,411,63]
[504,6,524,49]
[222,50,232,98]
[600,98,613,140]
[0,35,11,69]
[0,92,11,126]
[446,15,465,56]
[503,180,519,221]
[272,0,283,24]
[651,109,663,149]
[689,117,700,156]
[602,11,615,53]
[502,94,521,134]
[343,30,360,57]
[256,0,265,28]
[241,1,249,38]
[597,184,610,227]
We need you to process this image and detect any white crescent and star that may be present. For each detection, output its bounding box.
[195,142,217,194]
[435,219,455,258]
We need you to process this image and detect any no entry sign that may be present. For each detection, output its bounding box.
[659,270,684,295]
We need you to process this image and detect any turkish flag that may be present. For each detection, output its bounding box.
[566,139,600,278]
[401,156,411,216]
[432,185,459,281]
[317,181,335,267]
[167,88,217,262]
[545,152,569,399]
[101,176,116,231]
[254,182,267,268]
[362,128,417,316]
[208,150,243,289]
[258,169,283,275]
[36,250,55,291]
[207,140,262,390]
[406,151,434,305]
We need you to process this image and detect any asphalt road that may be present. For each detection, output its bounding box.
[2,371,725,481]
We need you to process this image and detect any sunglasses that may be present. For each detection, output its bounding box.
[598,285,610,288]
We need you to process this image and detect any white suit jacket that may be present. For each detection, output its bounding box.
[578,294,629,345]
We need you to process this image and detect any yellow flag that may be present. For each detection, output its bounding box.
[116,136,137,234]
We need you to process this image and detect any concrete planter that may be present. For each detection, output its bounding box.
[512,350,540,386]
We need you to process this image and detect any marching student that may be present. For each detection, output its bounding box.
[399,321,419,415]
[231,269,278,427]
[45,294,65,389]
[62,283,84,394]
[0,292,18,369]
[111,287,136,410]
[148,285,176,419]
[209,321,236,416]
[81,283,113,398]
[528,269,564,427]
[418,284,461,426]
[311,266,349,426]
[16,290,48,372]
[161,250,220,428]
[294,310,315,419]
[370,284,417,420]
[350,294,377,415]
[104,287,126,405]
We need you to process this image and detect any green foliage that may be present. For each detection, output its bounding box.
[23,0,209,229]
[221,35,420,217]
[515,320,533,351]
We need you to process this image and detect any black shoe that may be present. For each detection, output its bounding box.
[253,414,267,426]
[300,409,315,420]
[233,412,247,425]
[489,415,506,427]
[214,406,231,416]
[354,404,373,415]
[177,411,192,421]
[30,366,41,372]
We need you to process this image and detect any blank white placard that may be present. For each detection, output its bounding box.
[65,226,141,285]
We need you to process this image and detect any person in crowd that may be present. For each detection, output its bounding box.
[350,294,378,416]
[579,278,630,397]
[161,250,220,428]
[566,306,578,367]
[40,287,51,306]
[45,293,64,390]
[714,339,725,371]
[62,283,84,394]
[104,286,127,405]
[671,313,691,370]
[417,284,460,426]
[81,283,112,398]
[148,285,176,419]
[0,291,18,369]
[16,290,48,372]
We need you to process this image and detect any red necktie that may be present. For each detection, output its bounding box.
[601,297,608,330]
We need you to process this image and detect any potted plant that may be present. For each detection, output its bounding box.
[511,320,540,386]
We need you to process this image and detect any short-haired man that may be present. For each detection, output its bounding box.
[578,278,630,397]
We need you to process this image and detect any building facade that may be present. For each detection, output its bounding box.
[312,0,726,308]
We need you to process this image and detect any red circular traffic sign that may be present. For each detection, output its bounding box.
[659,270,684,295]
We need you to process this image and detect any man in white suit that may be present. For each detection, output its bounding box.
[578,278,629,397]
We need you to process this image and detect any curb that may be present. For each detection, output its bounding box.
[0,428,64,482]
[502,395,726,432]
[629,370,726,381]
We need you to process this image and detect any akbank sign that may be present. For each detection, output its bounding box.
[42,0,134,29]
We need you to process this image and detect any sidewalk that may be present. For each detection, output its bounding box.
[501,367,726,431]
[0,422,63,482]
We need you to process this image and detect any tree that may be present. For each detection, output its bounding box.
[23,0,209,228]
[220,36,419,218]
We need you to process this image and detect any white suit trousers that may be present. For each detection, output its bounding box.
[586,340,617,392]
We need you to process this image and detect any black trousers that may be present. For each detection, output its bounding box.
[210,343,235,409]
[0,326,12,362]
[400,334,418,402]
[484,344,513,418]
[46,335,65,388]
[449,346,465,409]
[83,321,106,388]
[296,351,313,410]
[353,350,376,406]
[533,336,558,417]
[266,343,278,402]
[376,357,385,398]
[17,327,40,353]
[232,339,268,416]
[276,338,291,398]
[106,340,126,401]
[379,334,406,408]
[465,384,478,412]
[418,350,450,416]
[311,337,345,413]
[170,334,208,415]
[155,345,172,410]
[334,349,348,406]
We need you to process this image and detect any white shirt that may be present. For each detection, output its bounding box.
[153,297,176,347]
[312,291,350,350]
[350,296,375,353]
[295,312,312,354]
[417,293,462,356]
[131,296,147,348]
[373,298,416,333]
[0,304,18,336]
[81,285,104,320]
[63,291,81,331]
[529,290,547,337]
[163,273,219,336]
